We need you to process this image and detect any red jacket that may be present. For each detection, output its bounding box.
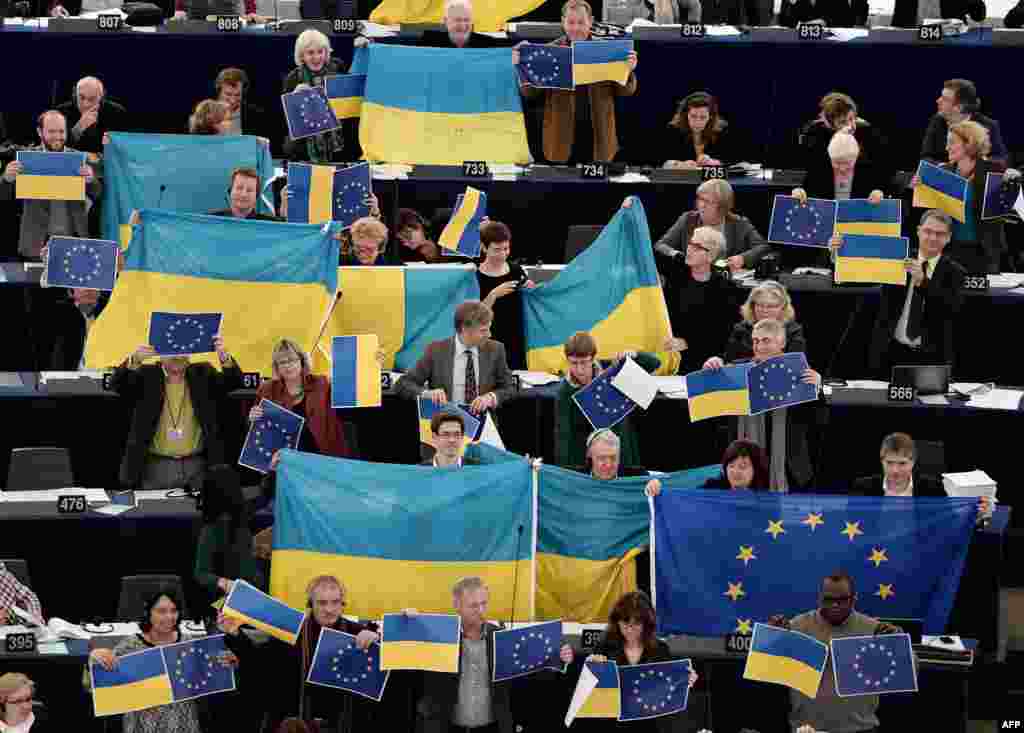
[257,374,348,458]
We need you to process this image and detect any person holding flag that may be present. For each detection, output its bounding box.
[582,591,698,731]
[768,571,902,733]
[477,221,535,371]
[283,30,352,164]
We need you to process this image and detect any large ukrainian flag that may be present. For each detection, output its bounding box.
[834,199,902,237]
[359,45,531,165]
[743,623,828,699]
[369,0,543,33]
[84,210,339,375]
[536,462,719,622]
[271,449,536,620]
[313,265,480,374]
[102,133,274,246]
[522,199,676,375]
[91,647,173,716]
[685,365,752,422]
[912,160,968,222]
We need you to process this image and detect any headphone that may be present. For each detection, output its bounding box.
[214,68,250,97]
[680,90,717,113]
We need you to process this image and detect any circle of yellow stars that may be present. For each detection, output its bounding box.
[628,668,684,714]
[174,646,216,692]
[726,512,896,632]
[330,641,374,684]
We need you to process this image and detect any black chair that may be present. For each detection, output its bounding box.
[564,225,604,263]
[5,447,74,490]
[116,575,189,622]
[916,439,946,477]
[0,558,32,588]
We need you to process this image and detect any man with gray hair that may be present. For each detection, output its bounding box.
[55,77,130,155]
[868,208,965,376]
[416,576,573,733]
[418,0,508,47]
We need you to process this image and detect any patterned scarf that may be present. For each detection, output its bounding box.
[301,64,346,164]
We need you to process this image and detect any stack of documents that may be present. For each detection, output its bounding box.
[942,469,997,500]
[0,488,110,503]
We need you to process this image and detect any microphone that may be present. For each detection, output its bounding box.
[156,183,167,210]
[508,523,524,630]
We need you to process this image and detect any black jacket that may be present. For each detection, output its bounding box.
[662,120,733,167]
[56,98,130,155]
[48,291,109,371]
[850,473,946,497]
[416,30,508,47]
[920,112,1007,164]
[939,157,1009,274]
[779,0,868,26]
[798,118,890,199]
[868,254,965,372]
[588,637,680,732]
[207,208,282,221]
[110,360,243,487]
[569,465,649,478]
[1006,0,1024,26]
[416,622,514,733]
[891,0,985,26]
[725,320,807,362]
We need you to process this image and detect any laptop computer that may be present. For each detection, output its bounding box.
[891,364,951,396]
[879,617,923,644]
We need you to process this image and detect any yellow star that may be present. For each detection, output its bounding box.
[724,581,746,602]
[736,546,757,566]
[868,548,888,568]
[765,520,786,540]
[735,618,753,635]
[841,521,864,541]
[875,584,895,600]
[802,512,824,531]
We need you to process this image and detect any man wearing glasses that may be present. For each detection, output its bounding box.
[768,571,901,733]
[424,412,477,468]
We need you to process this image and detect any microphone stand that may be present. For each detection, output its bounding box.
[507,524,524,630]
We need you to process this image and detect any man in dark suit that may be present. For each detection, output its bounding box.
[920,79,1006,164]
[575,428,649,480]
[892,0,985,27]
[868,209,965,377]
[56,77,130,156]
[47,288,109,371]
[396,300,516,414]
[214,68,273,144]
[208,167,282,221]
[851,433,945,498]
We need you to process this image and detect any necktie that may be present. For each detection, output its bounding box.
[464,350,478,403]
[906,260,929,342]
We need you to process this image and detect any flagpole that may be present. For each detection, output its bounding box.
[530,457,540,622]
[648,494,656,611]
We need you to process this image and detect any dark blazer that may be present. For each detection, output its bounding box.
[701,0,747,25]
[395,336,516,406]
[654,210,774,268]
[0,145,102,260]
[725,320,807,362]
[891,0,985,26]
[207,208,282,221]
[940,157,1008,274]
[416,622,514,733]
[1006,0,1024,26]
[868,254,965,373]
[701,473,768,491]
[48,292,109,370]
[851,473,946,497]
[56,98,130,155]
[589,637,679,732]
[238,102,272,141]
[779,0,868,26]
[110,360,243,488]
[662,121,732,167]
[416,29,508,47]
[920,112,1007,164]
[798,119,890,200]
[569,464,649,478]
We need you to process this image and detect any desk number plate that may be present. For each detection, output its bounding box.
[216,15,241,31]
[5,632,37,653]
[241,372,262,389]
[580,628,603,651]
[680,23,705,37]
[725,632,752,653]
[888,385,916,402]
[57,495,87,514]
[581,163,608,180]
[917,24,943,41]
[97,14,122,30]
[963,274,989,291]
[463,161,489,178]
[702,166,726,180]
[798,22,825,39]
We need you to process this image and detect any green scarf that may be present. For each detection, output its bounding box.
[301,64,346,164]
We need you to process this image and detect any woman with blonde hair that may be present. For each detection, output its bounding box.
[0,674,52,732]
[283,29,349,163]
[725,280,805,361]
[188,99,230,135]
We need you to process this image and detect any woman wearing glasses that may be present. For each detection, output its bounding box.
[0,674,52,733]
[725,281,806,362]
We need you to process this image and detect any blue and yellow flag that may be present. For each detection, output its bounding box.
[744,623,828,699]
[164,635,237,702]
[380,613,461,673]
[331,334,382,408]
[223,579,306,645]
[522,199,674,375]
[15,150,86,201]
[359,45,531,165]
[287,162,371,227]
[369,0,543,33]
[314,265,480,373]
[913,160,968,222]
[831,633,918,696]
[834,234,909,285]
[572,40,633,86]
[439,187,487,258]
[102,133,274,246]
[684,365,752,422]
[652,492,978,637]
[835,199,902,237]
[91,647,173,716]
[85,210,339,375]
[535,461,719,622]
[417,397,482,449]
[325,74,366,120]
[271,449,535,620]
[570,661,621,720]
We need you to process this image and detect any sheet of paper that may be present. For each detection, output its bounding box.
[705,24,742,35]
[93,504,136,516]
[565,663,600,727]
[0,626,33,637]
[967,389,1024,411]
[989,274,1024,289]
[828,28,869,41]
[514,371,561,387]
[922,635,966,652]
[843,380,891,390]
[611,357,658,409]
[650,376,688,398]
[0,488,109,503]
[917,394,949,405]
[36,641,69,655]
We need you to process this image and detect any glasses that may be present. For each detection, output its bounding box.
[821,595,853,607]
[275,357,300,368]
[437,431,464,440]
[753,300,782,308]
[619,618,644,628]
[6,696,33,705]
[687,241,711,253]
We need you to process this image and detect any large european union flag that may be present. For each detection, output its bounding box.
[46,236,118,291]
[148,312,222,356]
[493,620,564,682]
[307,628,390,702]
[572,360,636,430]
[831,633,918,697]
[748,353,818,415]
[239,399,305,474]
[981,172,1023,222]
[282,86,342,141]
[618,659,692,722]
[652,492,977,637]
[164,635,236,703]
[518,43,573,90]
[768,195,837,248]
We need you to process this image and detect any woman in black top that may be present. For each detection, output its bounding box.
[662,91,731,169]
[725,281,806,362]
[477,221,536,370]
[701,439,771,490]
[282,29,352,163]
[585,591,698,732]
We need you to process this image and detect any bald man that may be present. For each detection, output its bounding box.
[56,77,130,155]
[418,0,508,47]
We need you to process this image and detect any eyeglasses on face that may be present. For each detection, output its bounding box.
[687,241,711,253]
